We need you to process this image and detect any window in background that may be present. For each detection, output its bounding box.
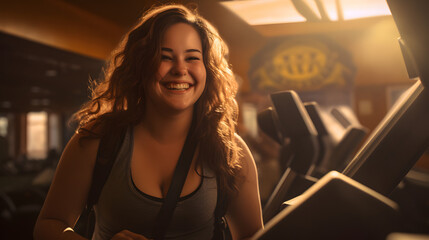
[27,112,48,160]
[0,116,8,162]
[241,103,259,139]
[0,117,7,137]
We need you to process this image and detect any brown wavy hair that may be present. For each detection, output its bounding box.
[73,4,241,201]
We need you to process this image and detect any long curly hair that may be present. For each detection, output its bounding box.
[73,4,242,201]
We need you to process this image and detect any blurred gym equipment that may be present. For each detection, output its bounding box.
[252,171,400,240]
[259,94,368,222]
[259,91,319,223]
[254,0,429,238]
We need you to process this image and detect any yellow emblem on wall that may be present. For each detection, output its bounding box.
[250,37,355,92]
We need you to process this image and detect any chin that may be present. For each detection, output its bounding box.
[166,103,195,113]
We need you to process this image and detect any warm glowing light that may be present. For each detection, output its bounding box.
[221,0,392,25]
[339,0,391,20]
[221,0,307,25]
[27,112,48,160]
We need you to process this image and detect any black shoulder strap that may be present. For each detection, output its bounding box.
[75,125,127,238]
[79,117,197,240]
[88,126,128,206]
[213,177,231,240]
[152,118,197,240]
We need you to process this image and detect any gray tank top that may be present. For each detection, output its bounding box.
[92,126,218,240]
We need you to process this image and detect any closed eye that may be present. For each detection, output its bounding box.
[161,55,173,60]
[186,56,200,61]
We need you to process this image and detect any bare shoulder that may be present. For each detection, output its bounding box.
[227,134,263,239]
[234,133,257,177]
[52,130,101,193]
[63,132,100,166]
[235,133,252,158]
[65,121,103,163]
[36,129,102,229]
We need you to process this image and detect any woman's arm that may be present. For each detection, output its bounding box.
[226,134,264,240]
[33,133,100,240]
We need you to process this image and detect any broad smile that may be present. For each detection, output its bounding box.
[162,82,194,91]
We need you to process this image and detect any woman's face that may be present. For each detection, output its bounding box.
[147,22,207,114]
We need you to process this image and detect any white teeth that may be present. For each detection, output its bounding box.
[166,83,190,90]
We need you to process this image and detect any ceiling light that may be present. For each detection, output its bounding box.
[221,0,392,25]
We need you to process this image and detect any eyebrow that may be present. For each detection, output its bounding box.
[161,47,201,53]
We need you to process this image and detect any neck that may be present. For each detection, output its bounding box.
[140,104,194,144]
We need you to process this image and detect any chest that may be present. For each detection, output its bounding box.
[95,149,217,239]
[130,130,202,199]
[94,126,218,239]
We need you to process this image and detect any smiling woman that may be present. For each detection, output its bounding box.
[148,23,206,113]
[33,4,263,240]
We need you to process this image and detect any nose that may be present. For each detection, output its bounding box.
[171,59,187,76]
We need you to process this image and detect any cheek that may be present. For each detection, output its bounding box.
[196,65,207,84]
[157,63,169,79]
